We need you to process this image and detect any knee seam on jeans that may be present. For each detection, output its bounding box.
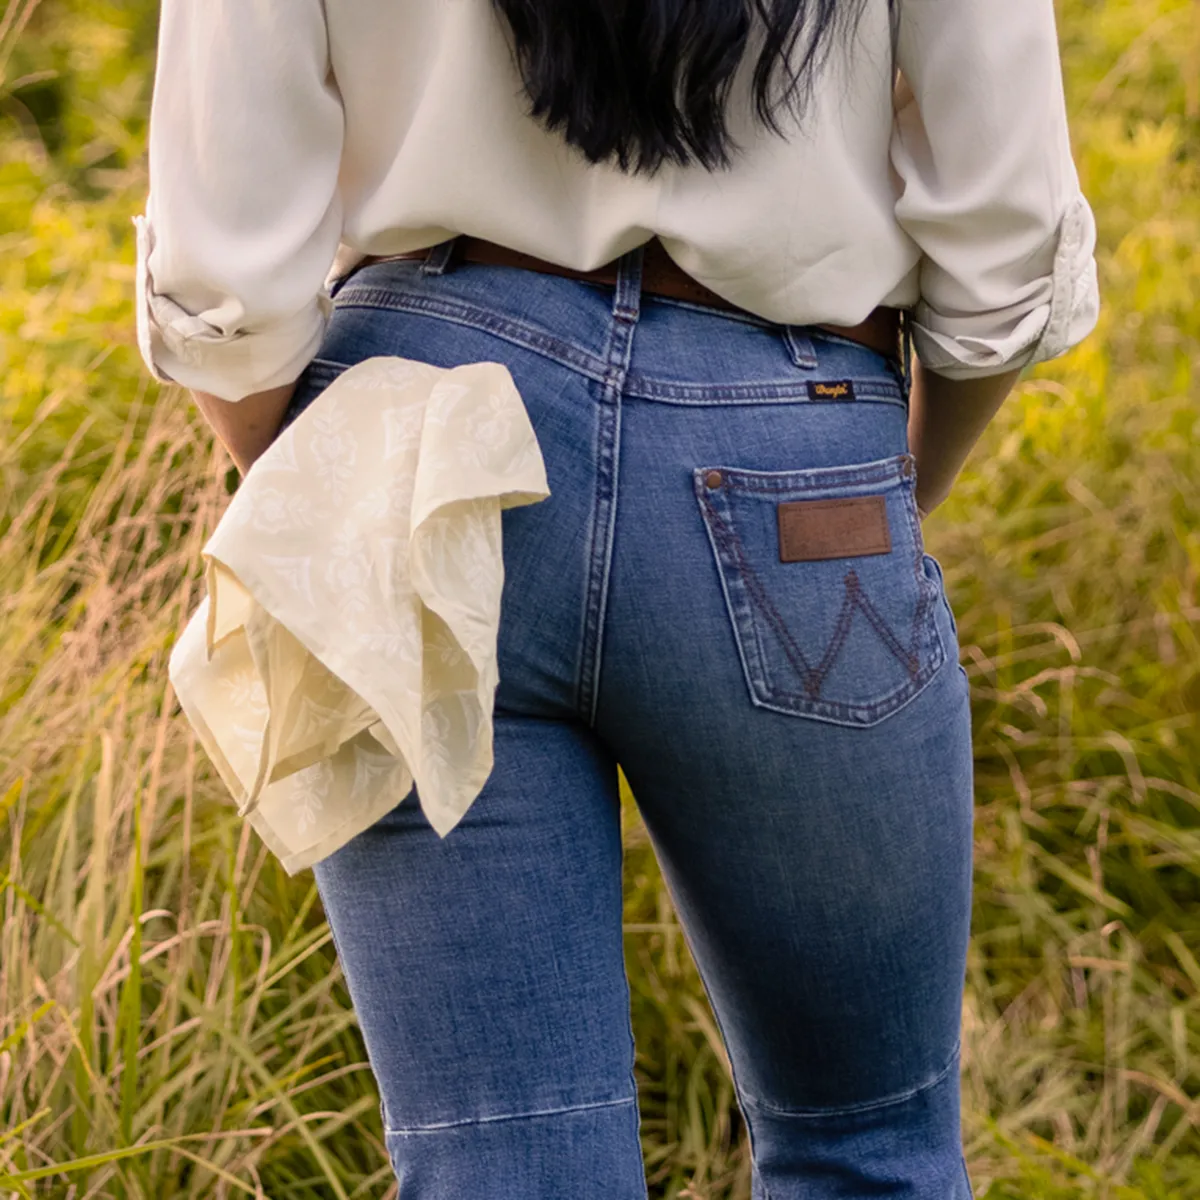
[739,1037,962,1120]
[385,1094,637,1135]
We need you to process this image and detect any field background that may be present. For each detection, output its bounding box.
[2,0,1199,1195]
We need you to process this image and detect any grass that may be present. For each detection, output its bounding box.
[1,0,1198,1195]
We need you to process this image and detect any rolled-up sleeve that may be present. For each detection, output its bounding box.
[132,0,344,402]
[890,0,1100,380]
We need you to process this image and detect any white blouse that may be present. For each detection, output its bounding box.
[133,0,1100,404]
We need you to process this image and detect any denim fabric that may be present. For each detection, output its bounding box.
[282,241,976,1199]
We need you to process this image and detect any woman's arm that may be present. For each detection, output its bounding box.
[132,0,343,405]
[190,380,299,476]
[888,0,1099,516]
[907,361,1023,518]
[890,0,1099,384]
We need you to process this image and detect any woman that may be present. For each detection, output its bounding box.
[134,0,1099,1195]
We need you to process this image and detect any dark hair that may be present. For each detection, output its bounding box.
[492,0,885,174]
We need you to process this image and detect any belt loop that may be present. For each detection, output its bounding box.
[421,236,459,276]
[612,243,644,324]
[783,327,817,369]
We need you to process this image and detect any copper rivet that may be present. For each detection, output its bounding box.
[704,470,723,489]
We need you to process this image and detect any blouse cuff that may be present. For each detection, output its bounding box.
[133,213,334,402]
[909,194,1101,381]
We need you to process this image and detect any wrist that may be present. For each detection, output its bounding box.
[914,476,953,520]
[190,378,299,474]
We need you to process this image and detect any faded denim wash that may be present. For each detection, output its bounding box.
[279,240,976,1199]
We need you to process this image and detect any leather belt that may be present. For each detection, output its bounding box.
[355,236,903,363]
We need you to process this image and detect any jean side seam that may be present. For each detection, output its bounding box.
[962,1152,976,1197]
[739,1036,963,1120]
[385,1094,637,1135]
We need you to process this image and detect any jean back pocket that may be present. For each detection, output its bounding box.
[694,453,945,727]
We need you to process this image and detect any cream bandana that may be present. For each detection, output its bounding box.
[168,356,550,874]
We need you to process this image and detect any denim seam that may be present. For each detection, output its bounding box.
[962,1152,976,1197]
[904,475,939,664]
[384,1094,637,1135]
[704,453,911,494]
[643,293,779,327]
[739,1037,963,1120]
[327,287,907,407]
[305,348,904,410]
[928,555,959,640]
[693,474,767,706]
[623,374,906,406]
[750,656,946,726]
[332,287,609,381]
[576,247,641,727]
[576,376,622,730]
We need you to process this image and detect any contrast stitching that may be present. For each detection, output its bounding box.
[700,486,817,691]
[333,287,608,381]
[853,577,921,679]
[385,1094,637,1135]
[693,478,769,697]
[704,455,909,494]
[644,293,778,327]
[699,491,922,696]
[579,258,638,727]
[329,286,906,407]
[695,478,948,722]
[739,1039,963,1120]
[624,374,905,406]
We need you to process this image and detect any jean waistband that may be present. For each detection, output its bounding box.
[356,236,907,369]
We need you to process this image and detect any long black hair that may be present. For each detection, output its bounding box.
[492,0,884,174]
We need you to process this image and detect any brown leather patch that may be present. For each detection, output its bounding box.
[777,495,891,563]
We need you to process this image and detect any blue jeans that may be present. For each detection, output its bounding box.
[281,240,976,1198]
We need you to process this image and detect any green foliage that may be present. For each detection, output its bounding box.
[1,0,1198,1195]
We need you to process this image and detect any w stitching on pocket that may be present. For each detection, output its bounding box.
[701,490,923,695]
[695,456,945,727]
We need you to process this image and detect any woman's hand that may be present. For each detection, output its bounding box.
[189,379,300,476]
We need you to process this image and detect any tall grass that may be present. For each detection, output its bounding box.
[1,0,1198,1195]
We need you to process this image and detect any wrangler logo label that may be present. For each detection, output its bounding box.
[806,380,857,401]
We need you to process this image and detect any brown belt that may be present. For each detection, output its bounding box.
[356,236,903,363]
